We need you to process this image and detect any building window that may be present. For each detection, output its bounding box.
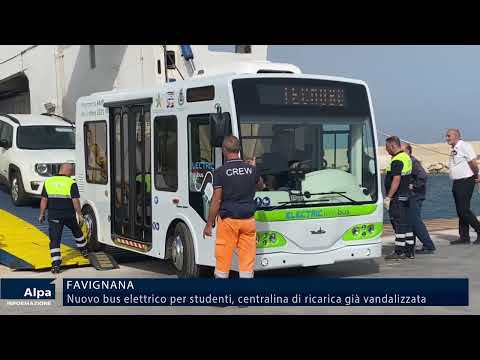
[166,51,176,69]
[154,116,178,191]
[235,45,252,53]
[208,45,251,53]
[84,121,108,184]
[208,45,236,53]
[89,45,96,69]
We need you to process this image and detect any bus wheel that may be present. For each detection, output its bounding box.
[82,206,104,252]
[172,222,200,278]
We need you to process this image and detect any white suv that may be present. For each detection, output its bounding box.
[0,114,76,206]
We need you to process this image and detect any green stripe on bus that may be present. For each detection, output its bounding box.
[255,204,378,222]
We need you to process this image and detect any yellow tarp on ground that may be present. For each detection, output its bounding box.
[0,209,90,270]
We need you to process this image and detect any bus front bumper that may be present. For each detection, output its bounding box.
[253,242,382,271]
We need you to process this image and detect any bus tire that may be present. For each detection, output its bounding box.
[82,205,104,252]
[10,171,29,206]
[172,222,200,278]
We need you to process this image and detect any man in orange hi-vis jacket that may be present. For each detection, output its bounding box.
[203,135,264,279]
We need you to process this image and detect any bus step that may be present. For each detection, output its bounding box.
[88,252,119,271]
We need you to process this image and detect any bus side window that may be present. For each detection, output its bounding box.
[84,121,108,184]
[153,115,178,192]
[188,115,214,193]
[187,115,215,220]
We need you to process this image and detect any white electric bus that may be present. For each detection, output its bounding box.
[75,64,383,277]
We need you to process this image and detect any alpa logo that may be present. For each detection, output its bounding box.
[0,279,56,300]
[23,288,52,299]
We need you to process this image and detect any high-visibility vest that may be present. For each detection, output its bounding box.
[386,151,412,175]
[136,174,152,193]
[44,176,76,198]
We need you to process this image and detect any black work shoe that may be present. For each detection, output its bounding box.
[51,266,61,274]
[415,248,435,254]
[450,238,470,245]
[80,248,89,258]
[473,233,480,245]
[405,246,415,259]
[385,252,407,260]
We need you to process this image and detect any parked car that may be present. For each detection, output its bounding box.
[0,113,75,206]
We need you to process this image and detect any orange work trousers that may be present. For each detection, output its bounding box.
[215,216,256,279]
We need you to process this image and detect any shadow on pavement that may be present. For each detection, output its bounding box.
[111,256,381,279]
[433,233,459,242]
[382,243,394,254]
[257,259,380,278]
[119,259,178,276]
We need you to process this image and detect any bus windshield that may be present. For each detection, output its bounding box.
[17,126,75,150]
[232,77,378,209]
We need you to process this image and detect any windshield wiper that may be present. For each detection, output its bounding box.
[304,191,359,205]
[261,191,360,211]
[268,198,331,211]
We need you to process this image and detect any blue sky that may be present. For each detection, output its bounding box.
[210,45,480,144]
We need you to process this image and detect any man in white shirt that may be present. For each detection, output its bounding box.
[446,129,480,245]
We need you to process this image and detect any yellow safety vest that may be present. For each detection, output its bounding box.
[386,151,412,175]
[44,176,76,198]
[136,174,152,193]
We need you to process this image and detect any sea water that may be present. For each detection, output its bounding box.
[382,174,480,221]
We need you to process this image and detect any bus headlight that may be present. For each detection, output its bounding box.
[269,233,276,244]
[256,231,286,249]
[35,163,49,176]
[343,223,383,241]
[351,226,360,237]
[367,224,375,234]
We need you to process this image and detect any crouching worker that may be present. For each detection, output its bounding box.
[203,135,264,279]
[39,163,88,274]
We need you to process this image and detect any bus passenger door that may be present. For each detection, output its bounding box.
[151,114,179,257]
[110,103,152,245]
[83,120,110,244]
[132,106,152,243]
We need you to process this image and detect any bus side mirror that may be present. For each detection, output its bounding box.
[209,112,231,147]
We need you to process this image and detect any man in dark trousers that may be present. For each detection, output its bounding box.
[203,135,264,279]
[39,163,88,274]
[446,129,480,244]
[401,143,436,254]
[384,136,415,260]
